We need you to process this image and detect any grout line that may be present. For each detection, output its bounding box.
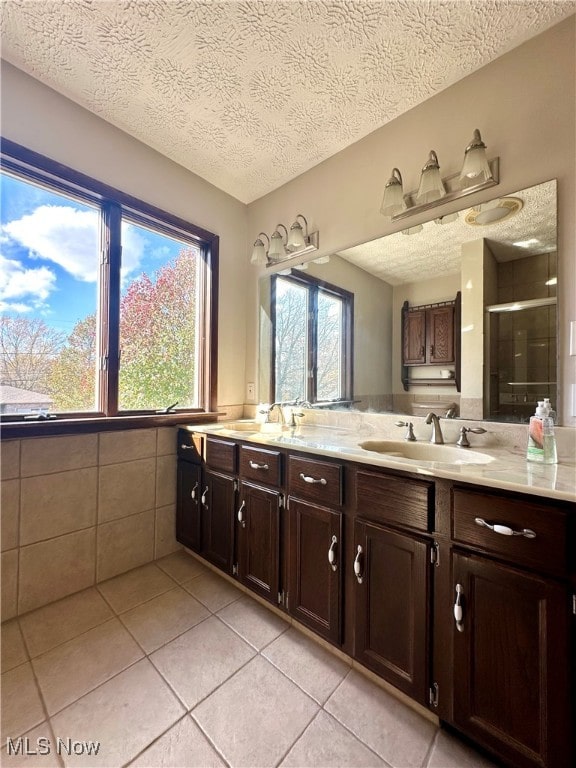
[421,726,441,767]
[120,712,190,768]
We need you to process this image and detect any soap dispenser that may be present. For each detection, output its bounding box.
[526,401,557,464]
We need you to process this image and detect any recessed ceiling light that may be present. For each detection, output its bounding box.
[465,197,523,226]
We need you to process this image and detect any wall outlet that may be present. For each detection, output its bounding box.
[247,382,255,401]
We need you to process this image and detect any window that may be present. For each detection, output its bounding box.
[271,272,352,404]
[0,139,218,428]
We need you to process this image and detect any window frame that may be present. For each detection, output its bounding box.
[0,138,219,437]
[270,270,353,404]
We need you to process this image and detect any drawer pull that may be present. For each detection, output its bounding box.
[249,460,269,471]
[354,545,364,584]
[190,482,198,502]
[237,500,246,528]
[180,444,195,450]
[328,535,338,572]
[474,517,536,539]
[299,473,327,485]
[201,486,208,507]
[454,584,464,632]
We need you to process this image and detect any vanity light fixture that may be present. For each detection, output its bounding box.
[416,151,446,204]
[459,129,492,186]
[250,214,320,267]
[380,129,499,223]
[250,232,270,265]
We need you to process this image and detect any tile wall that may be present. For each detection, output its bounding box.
[1,427,180,621]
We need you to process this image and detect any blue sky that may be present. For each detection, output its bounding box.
[0,171,183,336]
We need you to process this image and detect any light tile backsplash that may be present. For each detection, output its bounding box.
[0,427,181,620]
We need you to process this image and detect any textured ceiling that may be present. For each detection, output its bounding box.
[1,1,574,203]
[336,180,557,285]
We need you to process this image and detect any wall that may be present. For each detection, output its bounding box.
[246,16,576,426]
[1,429,179,621]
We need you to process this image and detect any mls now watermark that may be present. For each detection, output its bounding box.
[6,736,101,756]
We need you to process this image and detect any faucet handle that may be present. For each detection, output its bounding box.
[457,426,487,447]
[395,420,416,441]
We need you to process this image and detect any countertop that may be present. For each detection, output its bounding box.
[180,421,576,503]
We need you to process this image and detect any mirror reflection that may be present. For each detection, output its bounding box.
[259,180,557,424]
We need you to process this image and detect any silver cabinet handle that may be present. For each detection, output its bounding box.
[249,460,269,470]
[190,482,199,502]
[354,545,364,584]
[475,517,536,539]
[454,584,464,632]
[180,444,195,450]
[299,473,327,485]
[237,500,246,528]
[328,535,338,572]
[201,486,208,507]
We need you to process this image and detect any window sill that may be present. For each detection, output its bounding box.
[0,412,223,440]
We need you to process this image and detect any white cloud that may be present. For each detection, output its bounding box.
[2,205,146,284]
[0,254,56,313]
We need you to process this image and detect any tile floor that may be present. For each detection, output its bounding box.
[1,550,499,768]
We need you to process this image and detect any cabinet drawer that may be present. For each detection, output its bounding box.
[205,437,237,473]
[356,470,433,533]
[288,455,343,507]
[452,487,568,575]
[240,445,282,485]
[177,429,203,463]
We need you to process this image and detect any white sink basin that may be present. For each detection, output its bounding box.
[358,440,494,465]
[218,420,261,431]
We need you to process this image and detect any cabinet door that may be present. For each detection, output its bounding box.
[428,305,454,364]
[200,469,236,573]
[403,309,426,365]
[176,460,202,552]
[354,519,430,704]
[288,498,342,644]
[237,482,281,604]
[452,552,571,768]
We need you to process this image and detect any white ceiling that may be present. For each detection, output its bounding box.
[1,1,574,203]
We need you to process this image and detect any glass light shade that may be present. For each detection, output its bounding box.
[287,220,306,251]
[250,233,269,265]
[268,229,287,261]
[460,129,492,186]
[416,151,446,204]
[380,168,405,217]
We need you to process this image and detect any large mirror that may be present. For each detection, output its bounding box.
[259,180,557,424]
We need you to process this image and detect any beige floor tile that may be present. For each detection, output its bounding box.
[1,721,61,767]
[96,508,155,581]
[325,670,436,768]
[155,550,209,584]
[217,594,290,650]
[263,627,350,704]
[281,710,387,767]
[154,504,180,560]
[32,618,143,714]
[128,714,225,768]
[1,478,19,551]
[427,729,500,768]
[97,562,174,613]
[182,570,243,612]
[19,587,113,658]
[50,659,185,767]
[151,616,255,709]
[1,619,28,673]
[1,549,18,621]
[193,655,318,767]
[120,587,210,653]
[1,662,45,741]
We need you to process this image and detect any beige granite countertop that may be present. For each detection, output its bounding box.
[181,420,576,504]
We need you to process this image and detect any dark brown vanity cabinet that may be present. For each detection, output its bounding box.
[445,487,574,768]
[176,430,204,553]
[353,469,434,704]
[236,445,283,605]
[200,437,237,573]
[287,455,344,645]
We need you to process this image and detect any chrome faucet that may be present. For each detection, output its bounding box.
[425,412,444,444]
[267,402,286,426]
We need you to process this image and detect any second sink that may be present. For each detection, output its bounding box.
[358,440,494,465]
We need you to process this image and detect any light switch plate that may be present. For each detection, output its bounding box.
[247,382,255,401]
